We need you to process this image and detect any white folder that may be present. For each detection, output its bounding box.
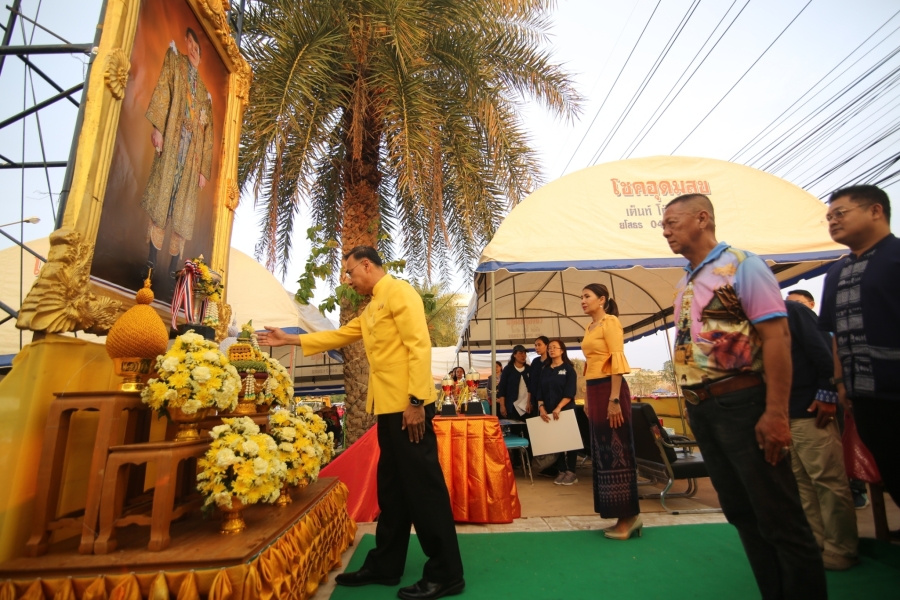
[525,410,584,456]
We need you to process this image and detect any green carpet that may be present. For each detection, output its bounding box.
[329,524,900,600]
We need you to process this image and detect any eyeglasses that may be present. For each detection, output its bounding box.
[345,260,366,278]
[825,205,867,223]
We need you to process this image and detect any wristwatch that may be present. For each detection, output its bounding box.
[409,395,424,407]
[828,377,844,386]
[611,398,620,405]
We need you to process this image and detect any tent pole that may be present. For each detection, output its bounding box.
[490,271,497,416]
[662,315,687,435]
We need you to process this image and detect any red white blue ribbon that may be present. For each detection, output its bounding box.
[171,259,198,329]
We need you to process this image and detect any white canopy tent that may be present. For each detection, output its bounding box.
[463,156,845,348]
[460,156,846,413]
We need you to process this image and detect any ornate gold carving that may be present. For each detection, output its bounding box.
[103,48,131,100]
[226,179,240,210]
[198,0,253,99]
[213,302,233,343]
[16,229,123,334]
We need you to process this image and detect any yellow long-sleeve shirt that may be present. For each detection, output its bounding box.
[582,315,631,380]
[298,275,436,415]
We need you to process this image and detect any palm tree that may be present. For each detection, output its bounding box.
[239,0,580,443]
[413,281,466,347]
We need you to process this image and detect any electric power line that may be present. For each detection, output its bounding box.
[621,0,748,159]
[557,0,662,176]
[670,0,814,155]
[585,0,703,166]
[729,9,900,163]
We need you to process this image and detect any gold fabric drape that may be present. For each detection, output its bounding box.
[433,416,521,523]
[0,336,120,562]
[0,483,357,600]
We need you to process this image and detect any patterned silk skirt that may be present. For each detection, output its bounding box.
[587,377,641,519]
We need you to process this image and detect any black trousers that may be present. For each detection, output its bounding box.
[852,396,900,507]
[687,386,826,600]
[362,404,464,583]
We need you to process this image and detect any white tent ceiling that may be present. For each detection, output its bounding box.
[462,156,846,349]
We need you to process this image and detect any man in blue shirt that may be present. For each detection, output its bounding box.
[818,184,900,524]
[785,299,858,570]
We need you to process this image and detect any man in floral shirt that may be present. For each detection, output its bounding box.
[663,194,825,599]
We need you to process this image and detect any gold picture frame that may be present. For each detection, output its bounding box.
[16,0,250,334]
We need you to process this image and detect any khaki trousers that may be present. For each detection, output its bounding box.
[790,418,859,559]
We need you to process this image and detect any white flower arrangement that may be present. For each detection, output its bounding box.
[262,353,294,407]
[270,408,334,485]
[141,330,240,414]
[197,416,287,509]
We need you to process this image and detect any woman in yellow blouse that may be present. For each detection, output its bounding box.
[581,283,642,540]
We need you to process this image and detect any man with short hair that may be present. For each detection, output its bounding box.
[662,194,826,599]
[259,246,464,600]
[788,289,870,511]
[818,184,900,518]
[786,289,816,310]
[784,299,859,570]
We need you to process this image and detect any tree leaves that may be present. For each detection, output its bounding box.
[239,0,581,280]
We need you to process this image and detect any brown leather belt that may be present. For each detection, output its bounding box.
[682,372,764,405]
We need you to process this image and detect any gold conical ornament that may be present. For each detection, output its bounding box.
[106,272,170,391]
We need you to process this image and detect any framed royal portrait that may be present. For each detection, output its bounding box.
[16,0,250,334]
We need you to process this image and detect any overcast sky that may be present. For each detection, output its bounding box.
[2,0,899,368]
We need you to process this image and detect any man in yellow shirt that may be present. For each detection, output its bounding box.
[258,246,464,600]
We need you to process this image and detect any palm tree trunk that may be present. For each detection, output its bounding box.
[340,102,382,445]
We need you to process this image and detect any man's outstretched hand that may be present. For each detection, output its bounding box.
[257,326,293,347]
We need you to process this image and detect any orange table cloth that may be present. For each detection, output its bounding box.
[433,416,521,524]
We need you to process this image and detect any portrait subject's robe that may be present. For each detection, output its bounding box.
[141,43,214,243]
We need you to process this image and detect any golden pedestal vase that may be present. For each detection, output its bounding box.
[168,406,212,442]
[220,498,246,534]
[111,357,155,392]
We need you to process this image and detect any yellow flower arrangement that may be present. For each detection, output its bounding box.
[141,330,240,414]
[196,416,287,509]
[269,411,307,486]
[268,408,335,484]
[293,405,336,481]
[192,256,222,303]
[263,353,294,407]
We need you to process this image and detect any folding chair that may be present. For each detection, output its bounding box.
[503,435,533,485]
[632,402,721,515]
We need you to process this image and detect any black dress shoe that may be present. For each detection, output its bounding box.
[397,578,465,600]
[335,568,401,587]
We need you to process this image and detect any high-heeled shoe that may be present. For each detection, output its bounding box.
[604,516,643,540]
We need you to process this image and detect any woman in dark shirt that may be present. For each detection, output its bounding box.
[497,345,531,419]
[537,339,579,485]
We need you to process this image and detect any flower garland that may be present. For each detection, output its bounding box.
[263,353,294,407]
[196,416,287,509]
[141,330,240,414]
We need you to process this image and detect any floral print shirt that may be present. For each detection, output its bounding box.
[673,242,787,388]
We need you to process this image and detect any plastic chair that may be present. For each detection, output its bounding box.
[503,435,533,485]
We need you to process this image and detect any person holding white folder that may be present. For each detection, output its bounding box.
[536,340,579,485]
